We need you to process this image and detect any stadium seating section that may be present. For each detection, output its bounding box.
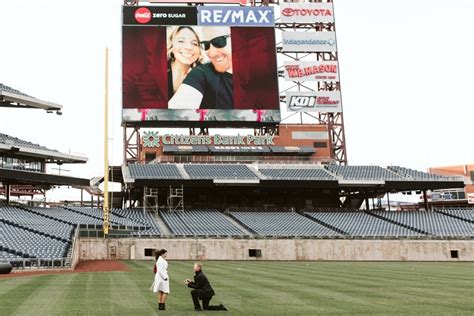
[229,211,341,237]
[325,165,403,180]
[258,167,335,180]
[127,163,455,182]
[128,163,183,179]
[387,166,450,180]
[184,164,258,180]
[0,132,55,152]
[1,205,472,267]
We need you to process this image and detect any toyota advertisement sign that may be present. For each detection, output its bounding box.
[122,6,280,127]
[280,3,334,23]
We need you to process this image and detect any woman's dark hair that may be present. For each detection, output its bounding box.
[155,249,167,260]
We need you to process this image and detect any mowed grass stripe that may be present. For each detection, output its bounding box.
[197,262,474,314]
[208,263,392,314]
[56,272,90,315]
[109,270,156,315]
[219,261,473,296]
[0,276,35,298]
[1,261,473,315]
[10,274,76,316]
[0,275,56,315]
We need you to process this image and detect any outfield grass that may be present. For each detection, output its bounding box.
[0,261,473,315]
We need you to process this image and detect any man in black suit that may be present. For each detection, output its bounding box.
[185,263,227,311]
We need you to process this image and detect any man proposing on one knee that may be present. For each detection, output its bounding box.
[185,263,227,311]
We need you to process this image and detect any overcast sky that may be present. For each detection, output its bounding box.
[1,0,473,201]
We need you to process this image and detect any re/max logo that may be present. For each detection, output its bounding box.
[198,7,274,26]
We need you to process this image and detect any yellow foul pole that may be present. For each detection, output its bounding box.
[103,47,109,237]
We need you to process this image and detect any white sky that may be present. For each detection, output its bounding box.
[1,0,473,201]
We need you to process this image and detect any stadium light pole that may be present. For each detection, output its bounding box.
[103,47,110,238]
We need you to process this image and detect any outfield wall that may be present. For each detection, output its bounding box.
[78,238,474,261]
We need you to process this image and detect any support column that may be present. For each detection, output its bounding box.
[6,184,10,204]
[423,190,429,211]
[365,198,370,211]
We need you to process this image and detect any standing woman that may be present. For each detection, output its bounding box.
[152,249,170,311]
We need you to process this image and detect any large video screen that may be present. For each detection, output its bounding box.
[122,6,280,126]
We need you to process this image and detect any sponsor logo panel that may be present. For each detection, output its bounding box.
[286,91,342,113]
[283,61,339,82]
[280,3,334,23]
[150,0,248,5]
[123,6,198,25]
[282,32,337,52]
[197,7,274,27]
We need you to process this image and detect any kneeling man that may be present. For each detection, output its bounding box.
[185,263,227,311]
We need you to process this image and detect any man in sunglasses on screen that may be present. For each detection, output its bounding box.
[168,26,233,110]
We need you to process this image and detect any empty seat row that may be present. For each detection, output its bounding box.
[230,211,341,237]
[184,164,258,180]
[388,166,449,180]
[0,205,73,240]
[1,222,68,259]
[369,210,473,237]
[306,212,422,237]
[129,163,183,179]
[259,168,335,180]
[160,209,245,236]
[326,165,403,180]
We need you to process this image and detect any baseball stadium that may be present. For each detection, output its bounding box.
[1,0,473,315]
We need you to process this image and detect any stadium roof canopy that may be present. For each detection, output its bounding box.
[0,133,87,164]
[0,83,62,112]
[0,168,89,187]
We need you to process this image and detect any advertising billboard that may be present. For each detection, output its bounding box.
[280,2,334,24]
[286,91,342,113]
[283,61,339,82]
[282,32,336,52]
[150,0,248,5]
[122,6,280,126]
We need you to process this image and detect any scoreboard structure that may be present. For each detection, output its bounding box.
[121,0,347,165]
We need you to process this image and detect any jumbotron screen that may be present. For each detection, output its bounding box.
[122,6,280,126]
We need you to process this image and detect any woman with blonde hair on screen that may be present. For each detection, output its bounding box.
[167,26,203,100]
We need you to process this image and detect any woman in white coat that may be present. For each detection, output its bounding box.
[152,249,170,311]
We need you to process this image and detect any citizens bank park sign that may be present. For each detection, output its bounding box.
[280,2,334,24]
[142,132,274,148]
[284,61,339,82]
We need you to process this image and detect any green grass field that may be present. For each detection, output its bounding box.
[0,261,473,315]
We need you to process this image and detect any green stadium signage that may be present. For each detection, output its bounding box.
[142,132,274,148]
